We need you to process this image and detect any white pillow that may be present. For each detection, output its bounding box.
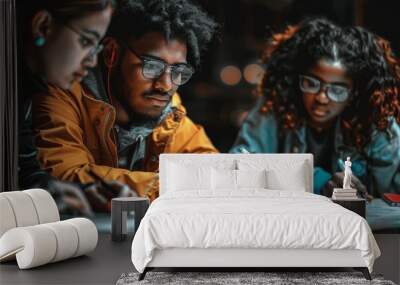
[236,169,267,188]
[211,169,268,190]
[238,159,308,191]
[167,162,211,191]
[265,167,307,191]
[212,168,237,190]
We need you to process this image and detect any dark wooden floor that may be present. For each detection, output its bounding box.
[0,234,134,285]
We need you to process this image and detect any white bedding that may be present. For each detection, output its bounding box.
[131,190,380,273]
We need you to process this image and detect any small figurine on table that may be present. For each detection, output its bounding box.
[343,157,352,190]
[332,157,358,200]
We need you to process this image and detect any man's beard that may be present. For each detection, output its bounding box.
[111,73,171,126]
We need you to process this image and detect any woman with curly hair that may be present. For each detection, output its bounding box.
[231,18,400,197]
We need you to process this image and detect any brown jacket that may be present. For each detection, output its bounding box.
[32,82,218,200]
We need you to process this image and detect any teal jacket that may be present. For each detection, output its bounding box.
[230,98,400,197]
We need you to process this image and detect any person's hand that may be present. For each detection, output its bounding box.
[83,181,137,212]
[49,180,94,217]
[110,180,137,198]
[83,183,109,212]
[321,176,340,197]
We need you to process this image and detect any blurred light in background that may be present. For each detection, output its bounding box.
[220,65,242,86]
[243,63,264,85]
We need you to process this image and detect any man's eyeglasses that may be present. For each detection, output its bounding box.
[64,23,104,60]
[122,42,194,86]
[299,75,351,103]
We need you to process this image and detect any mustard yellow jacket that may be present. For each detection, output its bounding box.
[32,82,218,200]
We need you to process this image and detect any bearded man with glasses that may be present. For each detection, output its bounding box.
[32,0,218,202]
[230,18,400,198]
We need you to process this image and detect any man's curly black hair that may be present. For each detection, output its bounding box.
[258,18,400,148]
[107,0,218,68]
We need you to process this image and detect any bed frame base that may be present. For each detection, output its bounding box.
[138,267,371,281]
[137,248,372,281]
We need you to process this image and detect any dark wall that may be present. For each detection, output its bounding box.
[0,0,18,191]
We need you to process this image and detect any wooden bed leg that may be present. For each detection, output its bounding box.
[362,268,372,280]
[354,267,371,280]
[138,268,148,281]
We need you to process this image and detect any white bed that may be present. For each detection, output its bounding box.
[131,154,380,280]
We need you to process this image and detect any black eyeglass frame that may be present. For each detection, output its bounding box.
[63,23,104,60]
[121,41,195,86]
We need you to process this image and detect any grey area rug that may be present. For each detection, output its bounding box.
[116,272,395,285]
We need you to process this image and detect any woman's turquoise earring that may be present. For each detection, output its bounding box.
[34,36,45,47]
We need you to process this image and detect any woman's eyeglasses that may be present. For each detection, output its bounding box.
[122,42,194,86]
[299,75,351,103]
[64,23,104,60]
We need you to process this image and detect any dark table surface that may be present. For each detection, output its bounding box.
[0,234,134,285]
[366,199,400,234]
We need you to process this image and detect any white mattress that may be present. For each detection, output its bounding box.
[131,190,380,273]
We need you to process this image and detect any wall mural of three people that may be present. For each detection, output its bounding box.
[6,0,400,217]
